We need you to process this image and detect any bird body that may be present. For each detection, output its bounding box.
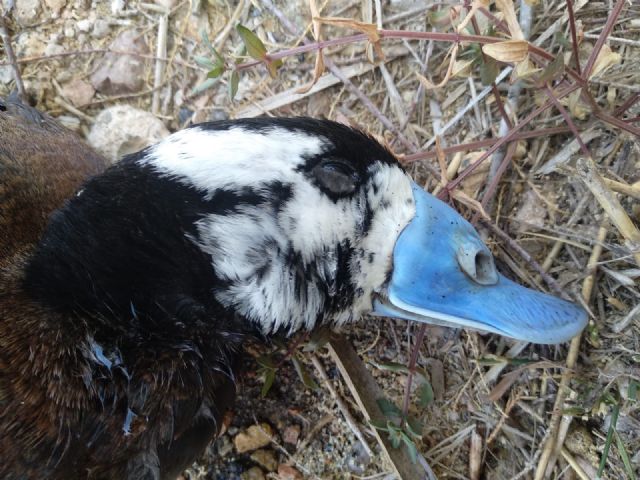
[0,104,587,479]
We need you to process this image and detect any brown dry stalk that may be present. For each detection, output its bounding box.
[576,158,640,267]
[533,224,606,479]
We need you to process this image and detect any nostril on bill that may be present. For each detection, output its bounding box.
[457,241,499,286]
[473,250,498,285]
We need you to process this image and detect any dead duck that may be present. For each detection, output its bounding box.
[0,109,587,479]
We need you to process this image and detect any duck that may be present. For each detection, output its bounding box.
[0,98,588,479]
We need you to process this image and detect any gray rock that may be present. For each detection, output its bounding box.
[13,0,40,26]
[0,65,14,85]
[76,19,93,32]
[87,105,169,161]
[90,29,149,95]
[61,78,95,107]
[91,19,110,38]
[44,0,66,15]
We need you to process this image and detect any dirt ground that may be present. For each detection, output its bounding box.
[1,0,639,479]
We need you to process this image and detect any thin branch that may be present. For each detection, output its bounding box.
[582,0,626,79]
[566,0,581,75]
[0,16,26,102]
[445,84,581,192]
[401,126,572,163]
[543,84,591,158]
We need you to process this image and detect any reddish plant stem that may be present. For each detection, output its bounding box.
[235,29,502,71]
[614,93,639,117]
[478,6,510,35]
[582,0,626,79]
[401,126,572,163]
[566,0,581,75]
[595,110,640,137]
[275,331,310,369]
[472,142,517,224]
[445,84,581,192]
[401,324,428,418]
[543,83,591,157]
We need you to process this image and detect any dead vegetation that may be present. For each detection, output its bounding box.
[1,0,639,478]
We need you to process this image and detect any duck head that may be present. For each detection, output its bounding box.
[27,118,586,344]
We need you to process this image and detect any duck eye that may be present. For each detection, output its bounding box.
[313,160,359,196]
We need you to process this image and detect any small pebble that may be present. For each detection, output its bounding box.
[241,466,265,480]
[233,423,274,454]
[282,424,301,446]
[250,449,277,472]
[277,464,302,480]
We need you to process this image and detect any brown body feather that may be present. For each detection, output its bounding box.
[0,99,237,479]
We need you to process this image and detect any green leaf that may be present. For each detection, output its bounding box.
[207,63,225,79]
[629,380,639,401]
[372,362,410,373]
[476,356,507,366]
[405,416,424,439]
[236,24,267,61]
[376,397,401,418]
[417,381,434,408]
[261,367,276,397]
[561,406,587,417]
[256,354,276,369]
[191,77,218,95]
[614,429,637,480]
[228,70,240,100]
[387,427,402,449]
[194,55,215,70]
[369,419,389,432]
[265,58,283,78]
[400,431,419,464]
[200,27,215,53]
[291,355,319,390]
[597,403,620,478]
[480,56,499,86]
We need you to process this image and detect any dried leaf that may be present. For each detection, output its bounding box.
[482,40,529,63]
[589,44,621,79]
[314,16,384,60]
[495,0,524,40]
[566,89,589,120]
[488,369,522,401]
[456,0,490,33]
[451,189,490,220]
[297,0,326,94]
[415,44,459,89]
[513,55,540,79]
[452,58,474,78]
[236,24,267,61]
